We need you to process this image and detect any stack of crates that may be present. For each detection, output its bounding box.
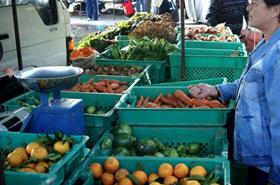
[0,132,89,185]
[62,77,232,185]
[170,26,248,82]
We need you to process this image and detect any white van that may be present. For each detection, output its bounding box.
[0,0,71,75]
[0,0,72,103]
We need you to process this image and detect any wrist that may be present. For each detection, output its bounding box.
[211,85,220,97]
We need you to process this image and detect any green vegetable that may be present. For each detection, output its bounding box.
[113,124,132,136]
[154,152,165,157]
[136,139,157,156]
[85,106,96,114]
[113,134,136,148]
[112,147,131,156]
[100,136,113,150]
[95,110,106,115]
[153,138,166,152]
[168,148,179,157]
[187,142,201,155]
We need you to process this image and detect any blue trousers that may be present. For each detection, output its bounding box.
[86,0,99,20]
[136,0,146,12]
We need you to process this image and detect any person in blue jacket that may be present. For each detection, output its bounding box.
[206,0,249,34]
[86,0,99,20]
[189,0,280,184]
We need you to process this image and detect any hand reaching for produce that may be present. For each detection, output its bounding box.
[188,84,219,99]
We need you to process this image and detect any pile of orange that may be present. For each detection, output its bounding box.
[70,47,94,61]
[89,157,216,185]
[5,140,71,174]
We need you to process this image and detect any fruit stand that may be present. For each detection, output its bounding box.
[0,13,249,185]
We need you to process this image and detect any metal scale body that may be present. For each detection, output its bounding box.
[14,66,84,135]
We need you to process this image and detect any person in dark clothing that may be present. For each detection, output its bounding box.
[159,0,179,22]
[206,0,249,34]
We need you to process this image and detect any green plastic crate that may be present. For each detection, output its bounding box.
[150,77,227,86]
[2,91,38,111]
[77,75,140,95]
[61,148,90,185]
[181,48,246,56]
[116,86,233,126]
[1,132,88,185]
[91,61,152,85]
[178,40,245,50]
[93,126,228,159]
[60,92,122,147]
[169,50,247,82]
[96,58,167,84]
[77,156,230,185]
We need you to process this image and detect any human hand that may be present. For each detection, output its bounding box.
[188,84,219,99]
[0,67,14,78]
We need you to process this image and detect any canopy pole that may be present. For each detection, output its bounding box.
[179,0,185,80]
[12,0,23,70]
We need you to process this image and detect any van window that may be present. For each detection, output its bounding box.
[0,0,58,25]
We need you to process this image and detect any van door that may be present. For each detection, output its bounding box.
[0,0,70,75]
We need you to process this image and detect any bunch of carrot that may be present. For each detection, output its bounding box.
[136,90,225,108]
[69,79,128,93]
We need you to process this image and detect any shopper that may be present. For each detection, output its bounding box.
[86,0,99,20]
[136,0,147,12]
[158,0,178,22]
[206,0,249,34]
[185,0,211,23]
[188,0,280,184]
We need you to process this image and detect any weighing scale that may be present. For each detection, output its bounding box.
[8,66,85,135]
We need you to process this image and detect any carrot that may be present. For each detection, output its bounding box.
[118,81,128,85]
[174,90,193,106]
[96,81,106,86]
[107,86,114,93]
[94,85,107,92]
[144,102,160,108]
[166,93,185,108]
[142,97,150,106]
[160,105,174,108]
[195,105,211,108]
[206,100,225,108]
[136,95,144,107]
[191,98,209,107]
[108,83,120,90]
[153,93,162,104]
[159,96,177,107]
[114,87,125,93]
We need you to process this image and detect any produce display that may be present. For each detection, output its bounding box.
[105,37,176,61]
[98,124,213,158]
[68,79,129,93]
[78,13,176,53]
[84,105,110,115]
[184,24,231,36]
[185,34,237,42]
[129,13,176,43]
[135,90,225,109]
[13,96,40,111]
[3,132,73,173]
[70,47,95,61]
[84,64,144,76]
[89,156,221,185]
